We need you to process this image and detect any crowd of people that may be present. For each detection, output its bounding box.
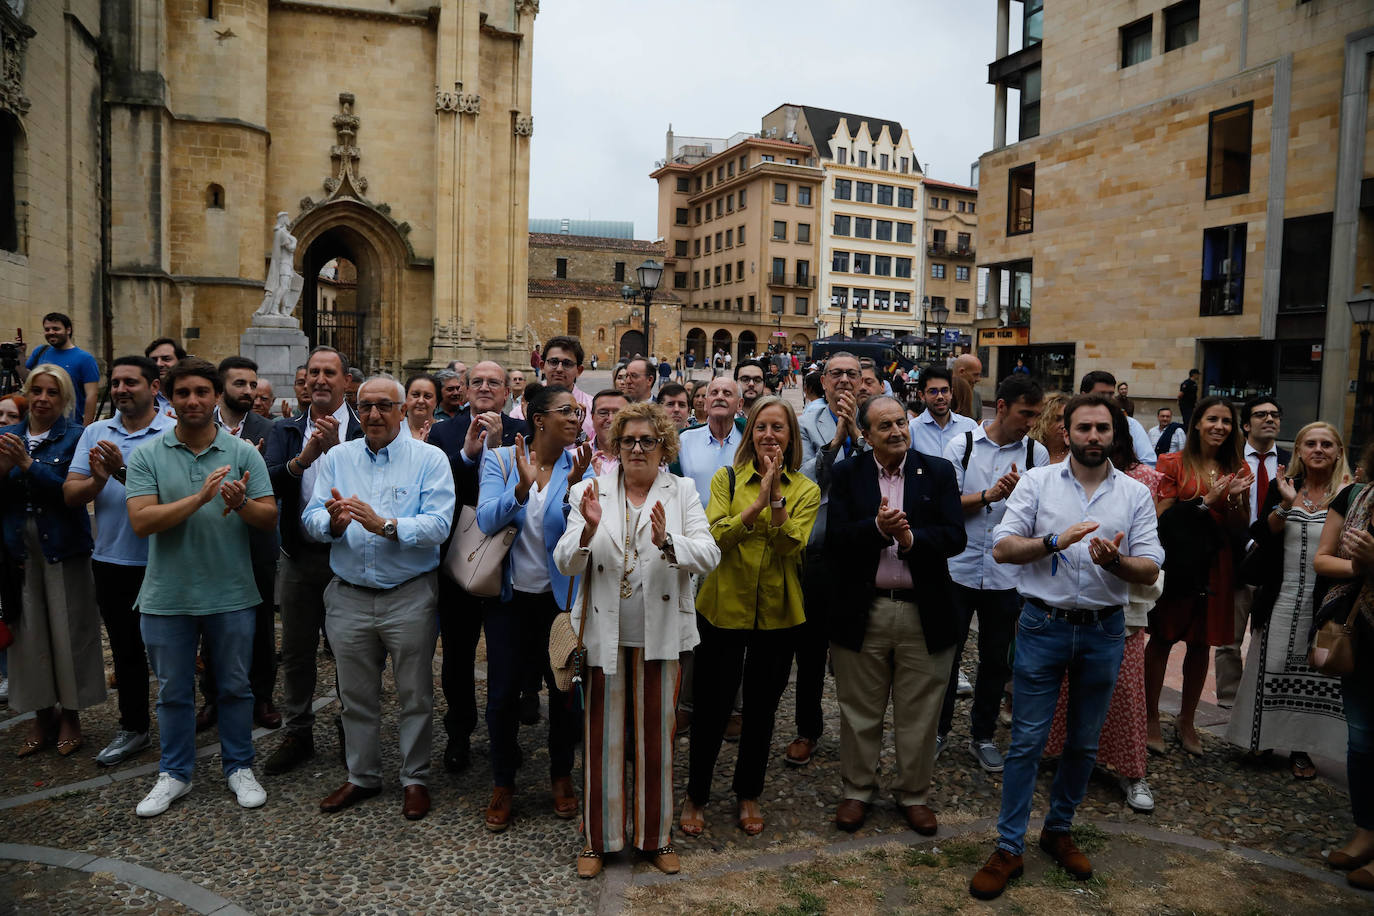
[0,312,1370,897]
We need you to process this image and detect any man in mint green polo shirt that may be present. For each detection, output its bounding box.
[124,357,277,818]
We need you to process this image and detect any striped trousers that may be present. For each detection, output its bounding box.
[583,648,680,853]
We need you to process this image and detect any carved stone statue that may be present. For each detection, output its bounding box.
[253,212,304,326]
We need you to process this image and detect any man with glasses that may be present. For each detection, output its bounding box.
[1214,397,1290,707]
[538,336,597,439]
[434,369,466,422]
[588,389,629,476]
[621,357,655,403]
[734,359,768,416]
[304,377,454,821]
[910,366,977,459]
[429,361,528,770]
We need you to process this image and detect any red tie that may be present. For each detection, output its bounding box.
[1255,452,1272,506]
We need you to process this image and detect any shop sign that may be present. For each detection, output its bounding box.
[976,327,1030,347]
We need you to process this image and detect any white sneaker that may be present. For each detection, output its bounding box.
[227,768,267,809]
[1123,777,1154,813]
[957,670,974,697]
[934,733,948,759]
[136,773,192,817]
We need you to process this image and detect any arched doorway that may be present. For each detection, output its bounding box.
[300,225,381,372]
[686,328,706,365]
[737,331,757,361]
[619,330,646,360]
[314,257,359,366]
[791,333,810,353]
[711,330,732,364]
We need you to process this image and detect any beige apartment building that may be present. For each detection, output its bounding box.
[922,179,980,356]
[652,133,823,363]
[977,0,1374,427]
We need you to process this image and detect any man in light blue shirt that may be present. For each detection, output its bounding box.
[64,355,174,767]
[676,376,742,507]
[910,365,978,459]
[302,376,455,821]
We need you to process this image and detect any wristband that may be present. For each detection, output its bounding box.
[1107,552,1122,569]
[112,467,127,485]
[979,489,989,506]
[1042,533,1060,554]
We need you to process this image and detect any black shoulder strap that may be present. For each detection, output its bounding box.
[1025,437,1036,469]
[727,465,736,501]
[961,430,974,470]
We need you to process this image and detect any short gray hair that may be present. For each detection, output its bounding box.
[360,374,404,403]
[858,394,905,431]
[435,369,459,383]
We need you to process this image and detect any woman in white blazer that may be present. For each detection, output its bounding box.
[554,402,719,879]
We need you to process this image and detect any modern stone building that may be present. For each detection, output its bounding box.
[0,0,538,379]
[978,0,1374,429]
[920,178,979,357]
[526,231,678,365]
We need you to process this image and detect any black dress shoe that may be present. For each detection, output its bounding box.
[444,739,470,773]
[319,781,382,813]
[264,733,314,775]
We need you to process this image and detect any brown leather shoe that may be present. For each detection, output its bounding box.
[648,845,680,874]
[319,781,381,813]
[674,709,691,737]
[903,804,938,836]
[1325,848,1374,871]
[970,848,1024,900]
[835,798,869,833]
[195,702,217,732]
[485,785,514,832]
[552,775,578,819]
[577,847,602,879]
[724,713,742,742]
[253,701,282,730]
[1039,828,1093,879]
[402,784,430,821]
[784,736,818,767]
[1349,864,1374,891]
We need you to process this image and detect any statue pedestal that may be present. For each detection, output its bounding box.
[241,323,309,412]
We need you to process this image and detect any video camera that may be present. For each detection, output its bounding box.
[0,335,21,395]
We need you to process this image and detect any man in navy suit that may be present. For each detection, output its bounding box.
[262,346,363,775]
[428,360,528,772]
[826,394,966,836]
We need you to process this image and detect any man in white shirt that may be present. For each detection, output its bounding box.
[1147,407,1185,456]
[938,374,1044,773]
[1080,371,1156,467]
[970,393,1162,901]
[910,365,978,459]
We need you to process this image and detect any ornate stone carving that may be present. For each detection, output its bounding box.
[0,2,35,117]
[515,0,540,17]
[513,115,534,137]
[436,83,480,115]
[323,92,368,199]
[299,196,315,212]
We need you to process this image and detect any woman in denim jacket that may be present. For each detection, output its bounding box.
[0,364,102,757]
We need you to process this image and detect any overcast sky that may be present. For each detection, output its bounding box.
[529,0,1001,240]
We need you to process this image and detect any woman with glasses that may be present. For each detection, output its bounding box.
[554,402,719,878]
[477,384,593,832]
[681,396,820,838]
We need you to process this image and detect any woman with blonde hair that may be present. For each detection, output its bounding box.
[1227,421,1351,777]
[681,396,820,838]
[1029,392,1069,463]
[0,364,103,756]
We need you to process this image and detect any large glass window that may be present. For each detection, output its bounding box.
[1008,164,1035,235]
[798,186,812,206]
[795,296,809,316]
[1200,223,1247,316]
[1023,0,1043,46]
[832,251,850,272]
[877,184,894,206]
[1207,103,1253,199]
[875,220,892,241]
[834,214,851,236]
[1278,213,1333,313]
[895,258,912,279]
[898,187,914,208]
[774,182,788,203]
[1121,16,1152,68]
[931,263,946,279]
[856,182,874,203]
[771,258,786,283]
[834,179,852,200]
[896,222,913,243]
[854,218,872,239]
[874,256,892,277]
[1164,0,1199,52]
[1019,65,1041,141]
[853,253,871,274]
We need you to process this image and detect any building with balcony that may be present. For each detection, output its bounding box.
[922,179,980,355]
[977,0,1374,424]
[651,130,823,363]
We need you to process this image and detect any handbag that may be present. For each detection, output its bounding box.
[1308,596,1360,676]
[549,566,590,694]
[440,450,516,597]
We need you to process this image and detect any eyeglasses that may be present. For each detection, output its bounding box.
[540,405,585,419]
[616,436,662,452]
[826,369,859,380]
[544,357,578,369]
[357,400,399,414]
[738,374,765,384]
[1249,410,1281,419]
[924,387,951,397]
[469,378,504,390]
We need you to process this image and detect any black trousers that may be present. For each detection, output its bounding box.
[938,583,1019,741]
[438,574,485,744]
[687,614,796,805]
[93,561,150,734]
[791,550,831,741]
[200,560,278,706]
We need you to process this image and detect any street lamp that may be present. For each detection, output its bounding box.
[830,294,848,338]
[621,258,664,356]
[929,298,950,364]
[1347,284,1374,452]
[920,295,930,362]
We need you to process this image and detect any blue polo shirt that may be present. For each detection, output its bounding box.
[70,410,176,565]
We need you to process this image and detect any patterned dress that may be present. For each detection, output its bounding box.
[1224,504,1347,756]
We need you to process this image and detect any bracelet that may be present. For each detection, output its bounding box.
[1274,505,1291,519]
[231,497,248,513]
[1107,553,1123,569]
[979,489,989,506]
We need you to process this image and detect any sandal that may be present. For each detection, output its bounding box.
[576,847,602,879]
[56,737,83,758]
[737,799,764,837]
[679,801,705,838]
[1290,751,1317,780]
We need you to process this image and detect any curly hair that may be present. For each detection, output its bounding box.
[1029,391,1069,452]
[608,401,680,464]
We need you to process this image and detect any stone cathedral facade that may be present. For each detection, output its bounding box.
[0,0,538,375]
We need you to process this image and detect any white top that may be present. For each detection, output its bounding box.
[993,461,1163,610]
[510,480,551,593]
[1244,442,1280,526]
[944,423,1032,591]
[618,499,646,648]
[25,426,51,451]
[1147,424,1185,455]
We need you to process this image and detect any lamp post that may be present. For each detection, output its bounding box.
[920,295,930,363]
[621,259,663,356]
[929,299,950,364]
[772,295,784,353]
[1347,284,1374,453]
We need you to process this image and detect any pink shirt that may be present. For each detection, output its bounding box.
[874,457,914,589]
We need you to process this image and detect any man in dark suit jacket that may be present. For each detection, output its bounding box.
[428,360,528,772]
[825,394,966,837]
[261,347,363,774]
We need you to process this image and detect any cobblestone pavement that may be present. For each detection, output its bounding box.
[1,631,1369,913]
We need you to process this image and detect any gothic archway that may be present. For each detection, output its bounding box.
[618,330,646,360]
[685,327,706,365]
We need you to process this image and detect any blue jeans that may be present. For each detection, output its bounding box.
[996,600,1126,856]
[1344,631,1374,830]
[141,608,256,782]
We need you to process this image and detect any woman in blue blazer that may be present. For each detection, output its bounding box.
[476,384,592,832]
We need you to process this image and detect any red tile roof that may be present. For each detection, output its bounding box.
[922,178,977,193]
[528,232,664,253]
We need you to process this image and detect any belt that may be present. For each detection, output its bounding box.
[874,587,918,603]
[1026,595,1121,624]
[336,572,429,595]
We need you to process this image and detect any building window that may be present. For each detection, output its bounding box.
[694,206,701,223]
[957,232,971,251]
[956,266,970,281]
[774,182,788,203]
[795,296,809,316]
[797,260,810,285]
[598,327,606,342]
[898,187,914,208]
[1020,65,1041,140]
[875,220,892,241]
[835,179,852,200]
[786,157,799,165]
[748,294,756,311]
[896,222,913,243]
[895,258,912,279]
[693,239,701,256]
[1008,163,1035,235]
[837,148,847,165]
[1024,0,1043,45]
[736,297,743,310]
[675,208,688,225]
[715,231,722,249]
[879,154,889,171]
[555,258,568,278]
[739,188,747,208]
[706,173,713,189]
[797,223,811,243]
[771,257,786,283]
[854,218,872,239]
[1207,102,1253,199]
[692,270,700,289]
[832,286,849,307]
[761,154,774,162]
[833,251,850,272]
[740,154,748,171]
[931,263,946,279]
[874,256,892,277]
[852,288,870,309]
[873,290,890,310]
[955,297,970,314]
[727,193,734,212]
[206,184,225,209]
[772,220,787,241]
[704,237,711,254]
[854,253,871,274]
[715,266,722,285]
[930,296,946,316]
[932,229,947,251]
[856,182,874,203]
[724,263,732,282]
[1164,0,1199,52]
[614,261,625,282]
[1278,213,1333,313]
[798,186,812,206]
[737,259,744,279]
[727,161,735,178]
[957,201,966,213]
[725,228,733,247]
[567,307,581,337]
[968,202,976,213]
[716,199,723,218]
[695,176,703,193]
[771,294,785,314]
[895,291,911,311]
[674,271,687,289]
[834,214,851,236]
[1200,223,1247,316]
[676,177,690,192]
[857,150,868,168]
[899,157,909,174]
[1121,16,1152,68]
[876,184,893,206]
[738,224,745,244]
[674,240,687,257]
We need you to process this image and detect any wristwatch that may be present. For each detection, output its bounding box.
[1042,533,1061,554]
[770,497,786,509]
[381,520,398,540]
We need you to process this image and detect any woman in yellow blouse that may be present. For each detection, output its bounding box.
[681,396,820,838]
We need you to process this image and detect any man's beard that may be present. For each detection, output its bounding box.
[1070,440,1109,467]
